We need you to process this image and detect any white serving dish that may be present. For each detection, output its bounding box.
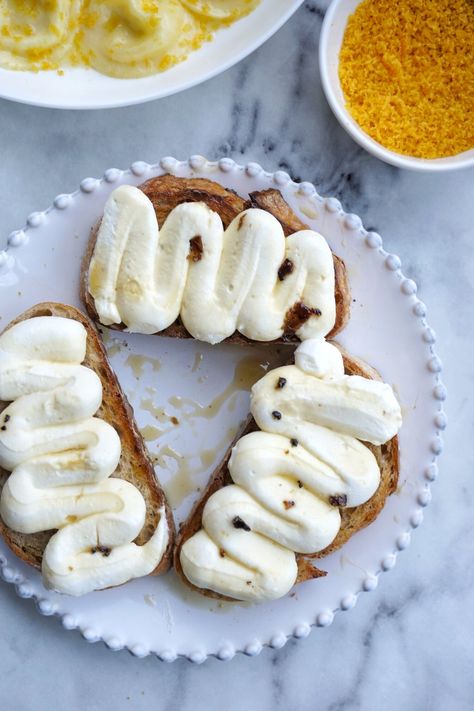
[0,1,303,110]
[319,0,474,172]
[0,156,445,661]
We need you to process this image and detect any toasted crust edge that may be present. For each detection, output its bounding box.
[173,345,399,601]
[80,175,351,344]
[0,302,175,579]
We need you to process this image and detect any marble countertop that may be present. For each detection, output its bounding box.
[1,2,473,709]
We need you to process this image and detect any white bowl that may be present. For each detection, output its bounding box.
[0,0,303,110]
[319,0,474,172]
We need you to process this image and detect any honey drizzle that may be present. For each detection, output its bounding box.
[140,424,163,442]
[158,425,240,507]
[167,355,268,422]
[125,353,162,379]
[138,354,267,433]
[139,351,288,507]
[191,352,203,372]
[106,342,122,358]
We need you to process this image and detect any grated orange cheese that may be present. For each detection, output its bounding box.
[339,0,474,159]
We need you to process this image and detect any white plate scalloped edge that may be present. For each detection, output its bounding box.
[0,156,446,663]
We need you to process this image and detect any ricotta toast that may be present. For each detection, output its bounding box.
[176,339,401,602]
[81,174,402,603]
[81,175,351,344]
[0,303,174,595]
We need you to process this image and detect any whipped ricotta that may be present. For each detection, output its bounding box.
[88,185,336,344]
[180,338,402,602]
[0,316,168,596]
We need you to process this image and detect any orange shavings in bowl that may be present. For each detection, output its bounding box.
[339,0,474,159]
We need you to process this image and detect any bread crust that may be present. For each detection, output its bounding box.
[0,302,175,578]
[173,345,399,600]
[80,175,351,343]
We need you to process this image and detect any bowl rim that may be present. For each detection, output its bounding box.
[319,0,474,172]
[0,0,304,110]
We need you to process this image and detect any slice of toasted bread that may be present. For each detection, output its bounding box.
[0,302,175,576]
[81,175,351,343]
[174,346,399,600]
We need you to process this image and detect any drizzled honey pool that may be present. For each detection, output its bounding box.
[0,0,259,78]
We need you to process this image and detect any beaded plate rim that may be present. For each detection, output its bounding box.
[0,156,445,663]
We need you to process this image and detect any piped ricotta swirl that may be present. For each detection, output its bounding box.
[88,185,336,345]
[180,339,402,602]
[0,316,168,596]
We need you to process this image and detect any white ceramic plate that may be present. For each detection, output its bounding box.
[0,156,445,662]
[0,1,303,110]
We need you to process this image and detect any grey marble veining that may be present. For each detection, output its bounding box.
[1,2,474,710]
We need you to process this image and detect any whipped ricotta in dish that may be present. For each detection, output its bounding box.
[0,316,168,596]
[88,185,336,344]
[180,339,402,602]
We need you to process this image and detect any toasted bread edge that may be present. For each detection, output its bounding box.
[80,175,351,343]
[0,302,175,578]
[173,346,399,601]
